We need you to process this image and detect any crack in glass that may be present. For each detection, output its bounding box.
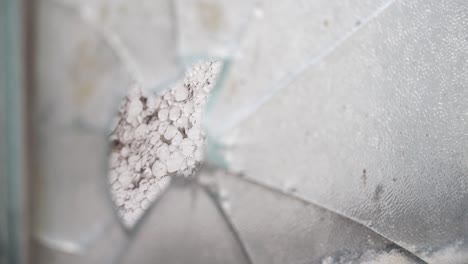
[29,0,468,263]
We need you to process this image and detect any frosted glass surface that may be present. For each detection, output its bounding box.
[208,171,422,264]
[47,0,182,91]
[175,0,255,61]
[32,0,178,262]
[203,0,390,136]
[212,0,468,262]
[34,0,128,246]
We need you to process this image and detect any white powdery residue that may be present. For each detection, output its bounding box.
[358,251,416,264]
[422,241,468,264]
[321,249,417,264]
[109,61,221,226]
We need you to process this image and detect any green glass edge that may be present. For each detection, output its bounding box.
[1,0,26,262]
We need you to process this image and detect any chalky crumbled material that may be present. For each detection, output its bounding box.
[109,61,220,226]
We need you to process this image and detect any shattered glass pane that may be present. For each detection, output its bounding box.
[27,0,468,263]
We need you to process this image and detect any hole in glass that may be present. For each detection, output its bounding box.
[107,61,221,227]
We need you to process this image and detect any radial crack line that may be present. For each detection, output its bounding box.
[216,0,397,135]
[200,184,255,264]
[235,174,428,264]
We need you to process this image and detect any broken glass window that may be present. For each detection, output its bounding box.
[20,0,468,263]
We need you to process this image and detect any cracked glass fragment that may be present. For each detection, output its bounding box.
[211,0,468,262]
[120,178,250,264]
[203,0,390,137]
[49,0,182,91]
[32,0,179,262]
[205,171,422,264]
[35,0,134,131]
[33,1,130,257]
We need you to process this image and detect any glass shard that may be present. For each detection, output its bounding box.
[34,130,122,254]
[207,171,423,264]
[34,0,181,258]
[214,0,468,261]
[33,1,138,262]
[49,0,183,92]
[204,0,391,137]
[121,178,251,264]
